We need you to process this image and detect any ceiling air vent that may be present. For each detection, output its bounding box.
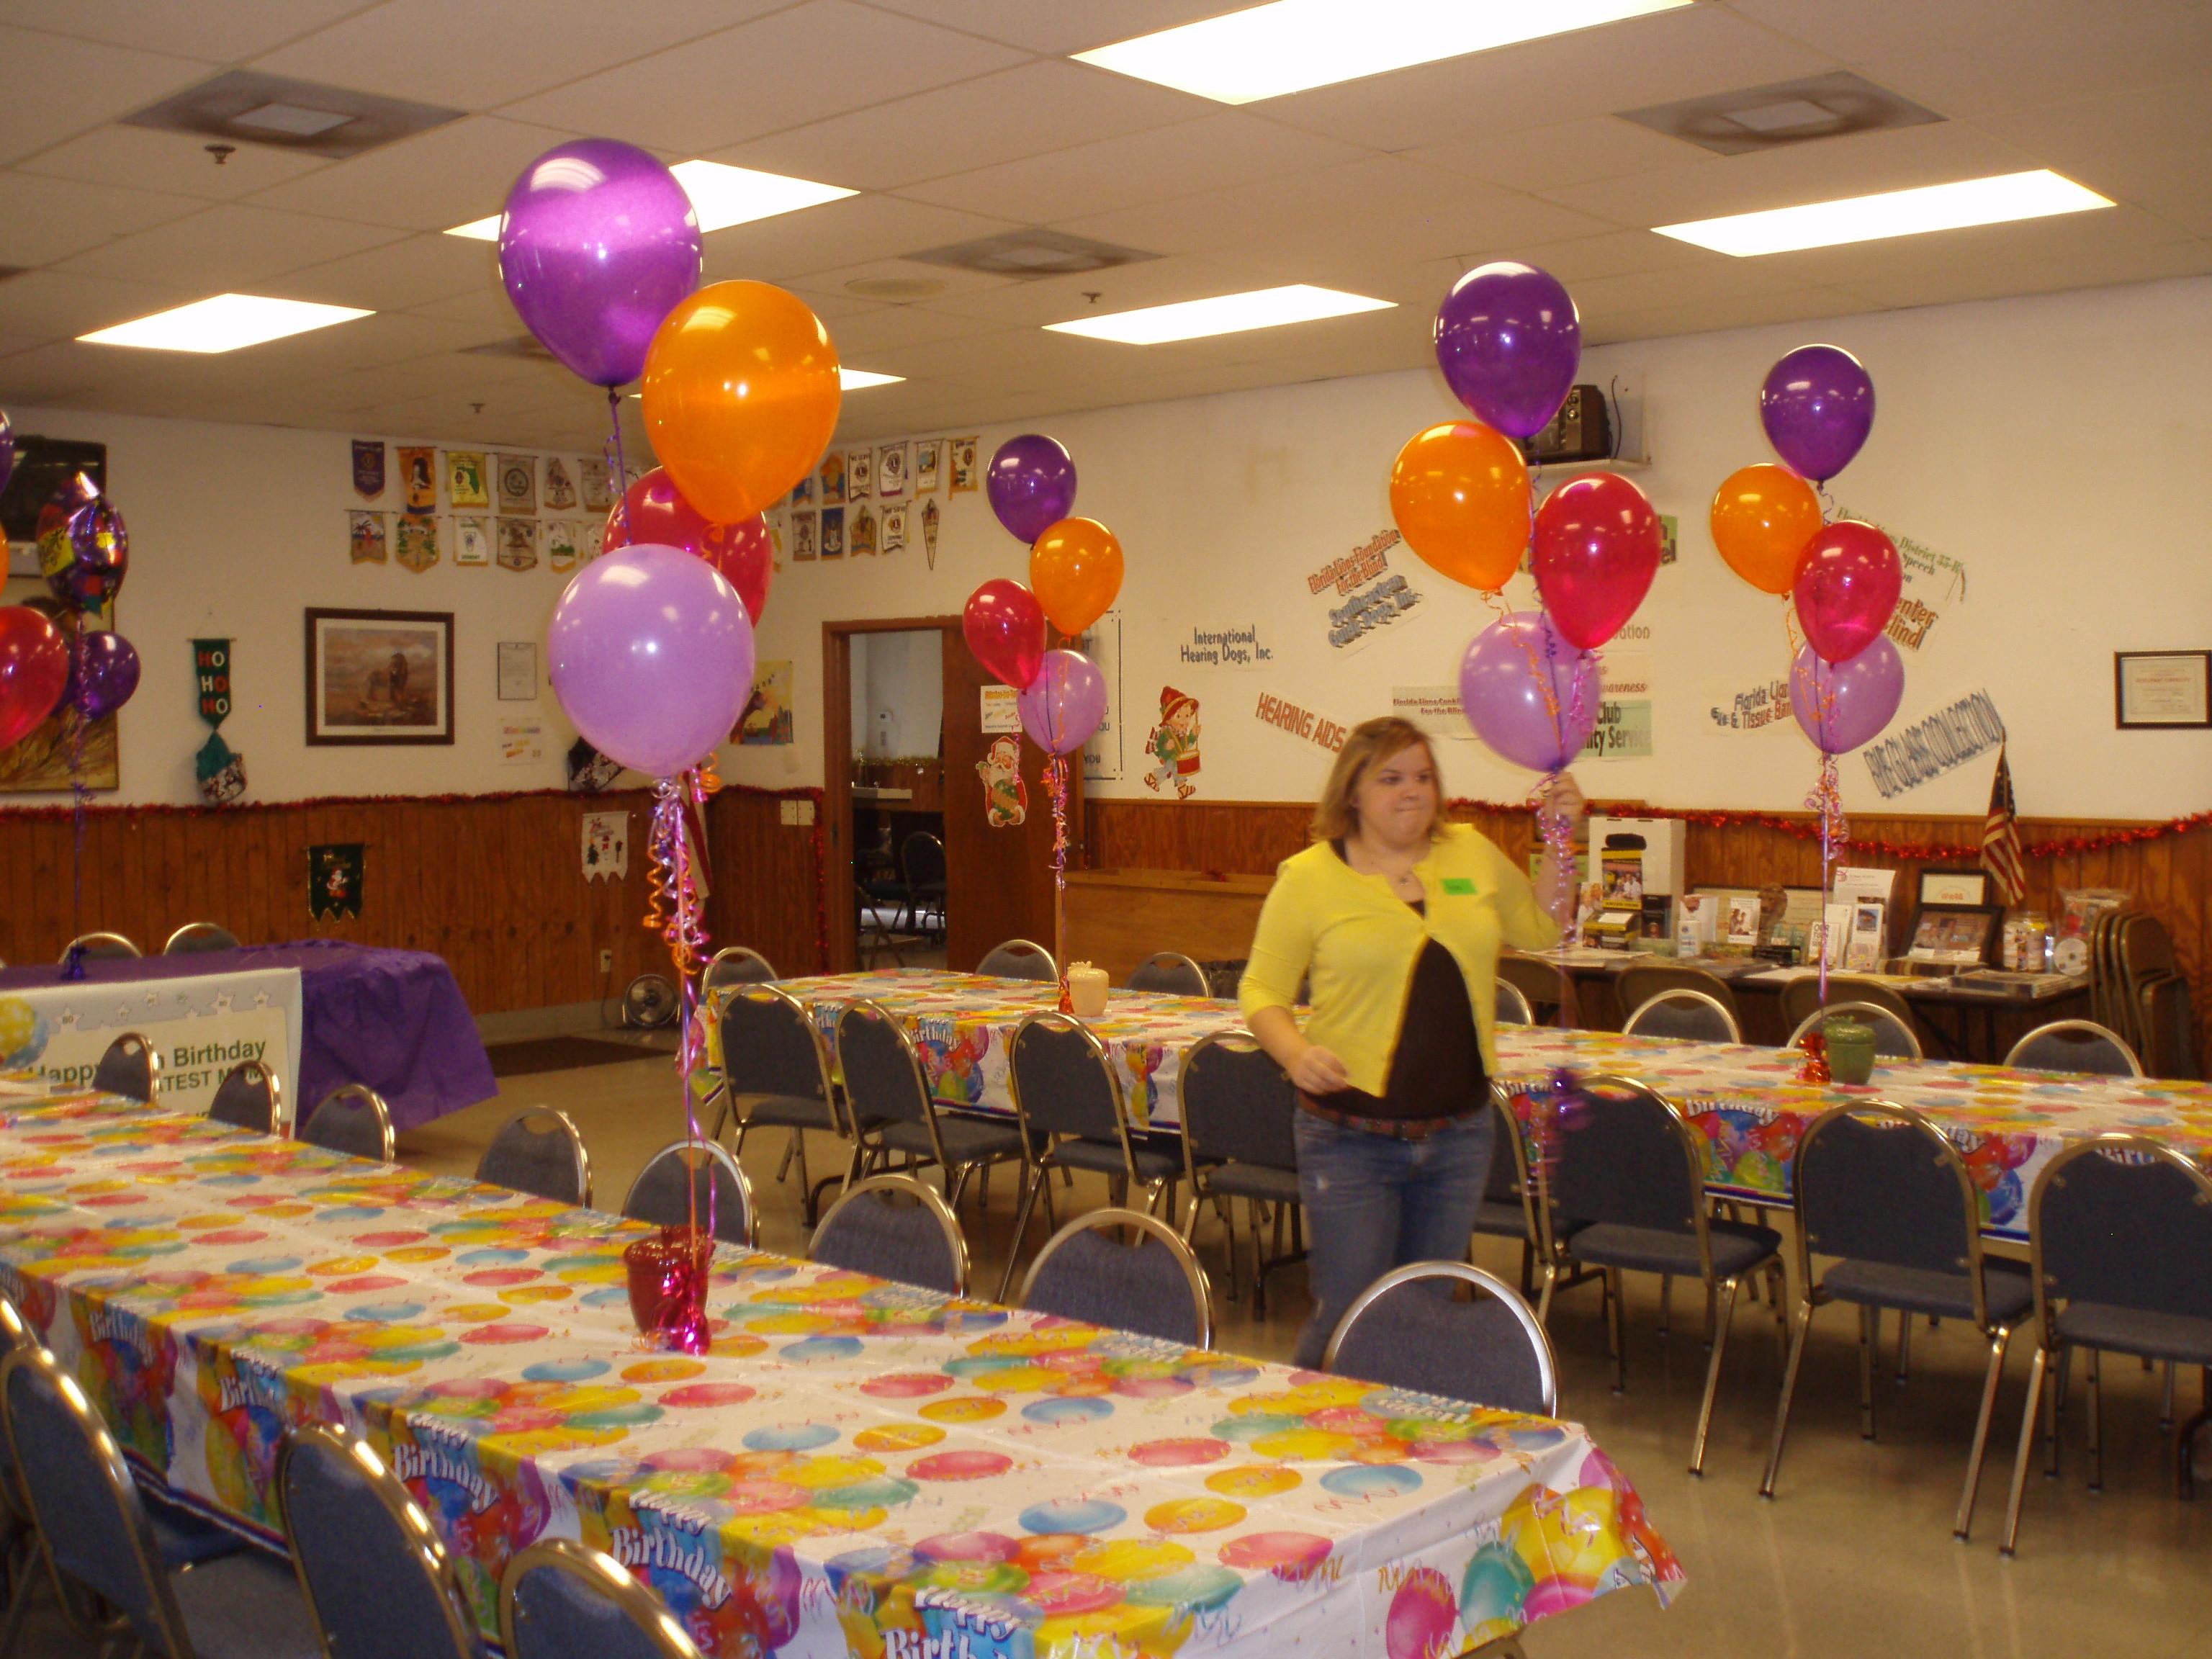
[907,229,1160,279]
[1617,72,1943,157]
[124,71,464,161]
[843,276,948,302]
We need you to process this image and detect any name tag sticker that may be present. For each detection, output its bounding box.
[1441,878,1476,896]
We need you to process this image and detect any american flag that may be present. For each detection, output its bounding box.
[1981,744,2027,904]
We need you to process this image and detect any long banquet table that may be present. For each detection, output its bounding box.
[0,1087,1681,1658]
[763,969,2212,1242]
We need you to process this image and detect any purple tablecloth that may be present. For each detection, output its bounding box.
[0,941,494,1130]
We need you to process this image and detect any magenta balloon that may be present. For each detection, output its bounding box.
[1016,648,1105,755]
[1434,262,1582,439]
[1794,519,1901,664]
[1532,474,1661,649]
[1761,344,1874,483]
[1458,611,1601,773]
[547,543,753,778]
[1791,637,1902,755]
[985,435,1076,544]
[68,630,139,721]
[52,499,128,611]
[499,139,702,388]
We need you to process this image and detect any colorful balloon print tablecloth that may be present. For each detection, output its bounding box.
[1491,1027,2212,1241]
[0,1093,1681,1659]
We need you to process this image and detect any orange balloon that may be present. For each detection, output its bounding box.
[641,280,841,524]
[1710,464,1822,595]
[1388,421,1529,593]
[1029,517,1123,637]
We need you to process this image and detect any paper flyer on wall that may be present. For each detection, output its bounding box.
[582,811,628,880]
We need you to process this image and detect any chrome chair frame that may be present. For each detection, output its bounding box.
[162,922,239,955]
[93,1032,161,1103]
[1323,1260,1560,1417]
[1494,979,1535,1027]
[1786,1002,1924,1061]
[2002,1018,2143,1077]
[500,1536,703,1659]
[1498,951,1577,1024]
[209,1059,282,1136]
[58,932,139,963]
[1125,951,1210,997]
[1622,988,1744,1044]
[623,1140,757,1248]
[977,939,1058,981]
[1473,1082,1550,1299]
[836,999,1025,1210]
[1019,1208,1216,1351]
[1617,963,1741,1027]
[701,946,778,989]
[1758,1102,2018,1539]
[713,982,858,1224]
[300,1084,396,1164]
[809,1173,971,1298]
[476,1105,593,1208]
[1779,974,1915,1035]
[275,1422,481,1659]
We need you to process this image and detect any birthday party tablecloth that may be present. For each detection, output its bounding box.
[0,1092,1681,1658]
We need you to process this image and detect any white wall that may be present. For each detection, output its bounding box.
[727,274,2212,822]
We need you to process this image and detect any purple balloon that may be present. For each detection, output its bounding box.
[1434,262,1582,440]
[548,543,754,777]
[1458,611,1601,773]
[50,499,127,612]
[0,411,13,498]
[1017,648,1105,756]
[1791,637,1902,756]
[500,140,702,388]
[1761,344,1874,484]
[67,630,139,721]
[986,435,1076,544]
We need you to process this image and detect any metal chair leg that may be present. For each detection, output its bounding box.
[2087,1347,2104,1492]
[1604,1267,1627,1395]
[1955,1326,2013,1540]
[1895,1307,1912,1385]
[2161,1360,2176,1430]
[2046,1343,2070,1479]
[994,1166,1044,1303]
[2000,1344,2051,1556]
[1689,1275,1742,1477]
[1249,1197,1268,1317]
[1858,1304,1879,1442]
[1656,1274,1672,1337]
[1759,1298,1817,1498]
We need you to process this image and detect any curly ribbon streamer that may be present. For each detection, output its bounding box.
[1046,755,1072,1014]
[1798,751,1847,1084]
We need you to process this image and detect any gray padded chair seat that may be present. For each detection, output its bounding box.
[1053,1138,1182,1183]
[1568,1216,1780,1278]
[171,1552,326,1658]
[1822,1259,2033,1323]
[2055,1302,2212,1366]
[1473,1197,1529,1239]
[734,1094,837,1131]
[879,1115,1025,1164]
[1206,1161,1301,1204]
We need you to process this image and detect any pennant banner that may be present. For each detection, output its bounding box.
[308,843,364,920]
[351,439,385,500]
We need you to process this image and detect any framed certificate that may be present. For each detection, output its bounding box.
[2115,651,2210,729]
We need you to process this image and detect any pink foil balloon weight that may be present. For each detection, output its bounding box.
[1793,520,1901,663]
[1016,649,1105,755]
[1458,611,1601,773]
[1790,637,1904,755]
[623,1228,712,1354]
[963,580,1047,689]
[1532,474,1661,649]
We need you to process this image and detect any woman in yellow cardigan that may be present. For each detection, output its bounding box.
[1241,716,1575,1368]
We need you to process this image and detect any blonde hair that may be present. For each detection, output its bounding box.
[1310,716,1447,842]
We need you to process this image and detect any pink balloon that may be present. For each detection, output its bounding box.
[1458,611,1601,773]
[1017,649,1105,755]
[1791,637,1903,755]
[963,580,1046,689]
[1793,520,1900,663]
[1532,474,1661,649]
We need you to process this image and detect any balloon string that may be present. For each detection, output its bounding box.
[651,770,718,1261]
[66,663,87,979]
[1046,755,1071,1013]
[606,389,632,542]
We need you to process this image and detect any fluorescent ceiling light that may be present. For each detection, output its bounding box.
[838,368,904,390]
[1655,168,2113,256]
[446,159,853,240]
[79,293,371,352]
[231,102,354,137]
[1076,0,1690,104]
[1045,283,1392,344]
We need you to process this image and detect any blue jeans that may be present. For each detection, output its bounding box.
[1290,1108,1495,1370]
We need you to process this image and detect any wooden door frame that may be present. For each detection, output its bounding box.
[823,616,961,973]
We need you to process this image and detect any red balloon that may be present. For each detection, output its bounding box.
[963,580,1046,690]
[1794,519,1901,663]
[1532,474,1661,649]
[0,606,68,750]
[605,468,772,625]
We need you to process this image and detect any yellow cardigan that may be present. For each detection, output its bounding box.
[1238,824,1560,1094]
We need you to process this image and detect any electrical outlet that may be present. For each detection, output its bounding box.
[598,949,613,974]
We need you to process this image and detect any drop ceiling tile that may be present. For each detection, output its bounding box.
[1869,4,2212,119]
[248,0,768,111]
[1500,229,1732,284]
[1748,200,2192,289]
[807,303,1007,357]
[1583,284,1881,348]
[407,287,520,331]
[1555,258,1808,317]
[0,269,197,339]
[788,256,1017,308]
[894,112,1372,222]
[862,1,1241,55]
[242,114,580,230]
[908,255,1263,327]
[276,232,500,311]
[498,1,1028,156]
[1411,117,1712,194]
[16,124,331,199]
[0,27,214,166]
[0,0,369,60]
[0,171,207,266]
[1977,81,2212,236]
[706,58,1207,194]
[54,202,410,286]
[699,194,1022,286]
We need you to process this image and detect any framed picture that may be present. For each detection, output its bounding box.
[1918,868,1990,907]
[1907,904,2000,966]
[305,608,454,746]
[2115,651,2210,729]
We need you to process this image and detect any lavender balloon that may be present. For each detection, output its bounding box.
[1434,262,1582,439]
[0,410,13,498]
[68,630,139,721]
[1017,648,1105,755]
[986,435,1076,544]
[1791,637,1902,756]
[548,543,753,777]
[500,140,702,387]
[1459,611,1601,773]
[1761,344,1874,483]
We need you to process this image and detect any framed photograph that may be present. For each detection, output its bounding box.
[2115,651,2210,729]
[1919,868,1990,907]
[305,608,454,746]
[1907,904,2000,966]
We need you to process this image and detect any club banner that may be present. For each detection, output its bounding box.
[351,439,385,500]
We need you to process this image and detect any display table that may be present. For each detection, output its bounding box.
[0,1092,1683,1658]
[0,940,495,1128]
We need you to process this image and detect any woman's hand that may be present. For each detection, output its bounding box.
[1538,769,1584,827]
[1286,1043,1350,1096]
